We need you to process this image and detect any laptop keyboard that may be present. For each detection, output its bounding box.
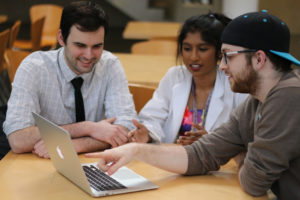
[83,165,126,191]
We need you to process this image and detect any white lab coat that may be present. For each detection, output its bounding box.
[139,65,248,143]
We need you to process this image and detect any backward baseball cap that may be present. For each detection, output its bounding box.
[221,10,300,66]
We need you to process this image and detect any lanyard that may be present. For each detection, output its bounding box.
[191,79,214,131]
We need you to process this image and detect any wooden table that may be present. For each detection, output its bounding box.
[123,21,182,40]
[0,15,7,24]
[115,53,176,87]
[0,151,268,200]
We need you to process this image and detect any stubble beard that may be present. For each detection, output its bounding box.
[230,64,259,94]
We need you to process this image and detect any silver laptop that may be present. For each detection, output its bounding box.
[32,112,158,197]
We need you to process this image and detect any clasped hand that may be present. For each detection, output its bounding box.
[89,117,130,148]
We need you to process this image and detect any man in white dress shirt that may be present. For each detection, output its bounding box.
[3,1,136,158]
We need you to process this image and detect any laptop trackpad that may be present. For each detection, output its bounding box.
[111,167,150,187]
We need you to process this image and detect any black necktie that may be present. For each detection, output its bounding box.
[71,77,85,122]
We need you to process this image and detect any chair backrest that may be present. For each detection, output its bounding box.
[30,4,63,48]
[131,39,177,56]
[31,17,46,51]
[7,20,22,49]
[5,49,30,82]
[129,83,156,113]
[0,29,10,73]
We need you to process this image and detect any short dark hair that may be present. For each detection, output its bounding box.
[245,51,292,72]
[177,12,231,62]
[60,1,109,43]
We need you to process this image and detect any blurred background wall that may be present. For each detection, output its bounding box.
[0,0,299,56]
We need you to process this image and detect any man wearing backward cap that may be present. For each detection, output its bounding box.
[86,11,300,200]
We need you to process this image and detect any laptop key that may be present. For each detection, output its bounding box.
[83,165,126,191]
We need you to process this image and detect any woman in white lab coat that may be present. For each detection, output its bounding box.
[130,13,248,144]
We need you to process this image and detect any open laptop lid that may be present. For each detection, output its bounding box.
[32,112,158,197]
[32,112,93,195]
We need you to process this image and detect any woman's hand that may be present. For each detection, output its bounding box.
[176,123,207,145]
[128,119,150,143]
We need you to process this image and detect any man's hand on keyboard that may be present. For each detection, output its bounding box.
[85,143,138,175]
[86,143,188,175]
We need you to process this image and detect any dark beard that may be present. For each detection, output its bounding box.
[230,65,259,94]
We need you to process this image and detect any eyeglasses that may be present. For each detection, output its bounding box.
[222,49,257,65]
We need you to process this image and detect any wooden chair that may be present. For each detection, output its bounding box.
[129,83,156,113]
[0,15,8,24]
[0,29,10,73]
[30,4,63,49]
[5,49,30,82]
[7,20,21,49]
[131,39,177,56]
[14,17,45,52]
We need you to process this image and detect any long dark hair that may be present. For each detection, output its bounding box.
[176,12,231,62]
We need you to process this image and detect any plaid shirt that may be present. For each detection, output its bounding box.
[4,48,136,135]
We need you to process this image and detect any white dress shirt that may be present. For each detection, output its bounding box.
[4,48,137,135]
